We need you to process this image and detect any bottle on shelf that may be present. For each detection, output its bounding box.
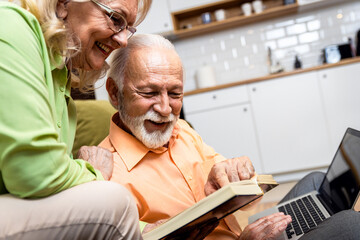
[294,55,302,69]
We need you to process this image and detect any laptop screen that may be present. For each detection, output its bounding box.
[318,128,360,214]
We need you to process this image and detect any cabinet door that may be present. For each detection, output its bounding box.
[318,63,360,150]
[249,72,332,174]
[185,104,263,173]
[136,1,173,34]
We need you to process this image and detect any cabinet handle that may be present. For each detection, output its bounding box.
[212,95,217,99]
[243,107,247,112]
[323,74,327,78]
[252,87,256,92]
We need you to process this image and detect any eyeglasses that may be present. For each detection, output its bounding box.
[91,0,136,39]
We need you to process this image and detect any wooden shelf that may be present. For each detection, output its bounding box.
[184,57,360,96]
[171,0,299,39]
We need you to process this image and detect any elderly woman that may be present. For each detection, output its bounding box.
[0,0,151,239]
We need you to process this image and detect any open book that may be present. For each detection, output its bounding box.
[143,174,278,240]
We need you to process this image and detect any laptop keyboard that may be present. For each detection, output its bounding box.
[278,195,327,239]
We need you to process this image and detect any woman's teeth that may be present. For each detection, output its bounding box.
[96,41,110,53]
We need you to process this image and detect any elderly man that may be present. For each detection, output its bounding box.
[100,33,291,240]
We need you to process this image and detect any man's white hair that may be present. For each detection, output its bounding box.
[107,34,182,97]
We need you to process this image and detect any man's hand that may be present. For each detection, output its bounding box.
[77,146,114,180]
[204,156,255,196]
[239,212,292,240]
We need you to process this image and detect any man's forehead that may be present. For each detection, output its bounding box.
[125,47,183,84]
[132,47,182,67]
[126,69,183,88]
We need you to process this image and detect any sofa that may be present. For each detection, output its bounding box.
[72,100,117,157]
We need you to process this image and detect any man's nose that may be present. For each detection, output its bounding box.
[112,31,128,48]
[153,95,172,117]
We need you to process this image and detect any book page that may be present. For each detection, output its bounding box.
[143,175,278,240]
[161,194,262,240]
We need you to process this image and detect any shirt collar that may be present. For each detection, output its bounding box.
[51,54,65,71]
[51,55,70,97]
[108,113,181,171]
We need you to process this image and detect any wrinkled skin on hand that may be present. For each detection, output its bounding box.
[205,156,255,196]
[77,146,114,180]
[239,212,292,240]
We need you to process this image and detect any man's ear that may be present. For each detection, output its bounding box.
[106,77,120,108]
[56,0,69,19]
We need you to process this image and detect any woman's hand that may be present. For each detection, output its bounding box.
[239,212,292,240]
[77,146,114,180]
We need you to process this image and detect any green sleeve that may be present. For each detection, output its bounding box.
[139,221,147,233]
[0,3,103,198]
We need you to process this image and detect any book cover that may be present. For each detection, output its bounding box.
[143,175,278,240]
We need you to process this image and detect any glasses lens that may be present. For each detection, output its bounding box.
[109,12,127,32]
[126,27,136,39]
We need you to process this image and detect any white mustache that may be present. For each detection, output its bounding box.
[144,110,176,123]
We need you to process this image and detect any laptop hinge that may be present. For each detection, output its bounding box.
[316,193,335,215]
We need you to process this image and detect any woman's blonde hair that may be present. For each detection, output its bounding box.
[17,0,152,91]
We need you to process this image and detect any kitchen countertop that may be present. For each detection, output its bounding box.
[184,57,360,96]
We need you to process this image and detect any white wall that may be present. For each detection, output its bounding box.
[172,1,360,92]
[94,75,109,100]
[94,1,360,99]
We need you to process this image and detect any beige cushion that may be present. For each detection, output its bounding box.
[72,100,117,157]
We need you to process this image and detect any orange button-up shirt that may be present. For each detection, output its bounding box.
[100,114,242,239]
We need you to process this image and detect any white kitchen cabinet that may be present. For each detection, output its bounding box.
[183,86,263,173]
[136,0,173,34]
[248,72,332,174]
[184,85,250,114]
[317,62,360,151]
[182,62,360,181]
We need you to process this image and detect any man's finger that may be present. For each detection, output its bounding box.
[234,158,249,180]
[241,213,291,240]
[244,158,255,176]
[264,217,291,239]
[229,167,241,182]
[214,167,231,188]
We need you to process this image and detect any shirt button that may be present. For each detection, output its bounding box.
[57,122,61,128]
[60,86,65,92]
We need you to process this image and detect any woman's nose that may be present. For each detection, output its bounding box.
[112,31,128,48]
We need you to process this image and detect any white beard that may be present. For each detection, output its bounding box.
[119,108,178,149]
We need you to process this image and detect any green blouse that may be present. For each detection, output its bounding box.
[0,2,103,198]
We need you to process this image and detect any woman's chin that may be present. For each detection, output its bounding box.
[81,61,105,71]
[89,59,107,71]
[71,55,106,71]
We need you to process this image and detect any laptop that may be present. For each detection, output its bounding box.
[248,127,360,240]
